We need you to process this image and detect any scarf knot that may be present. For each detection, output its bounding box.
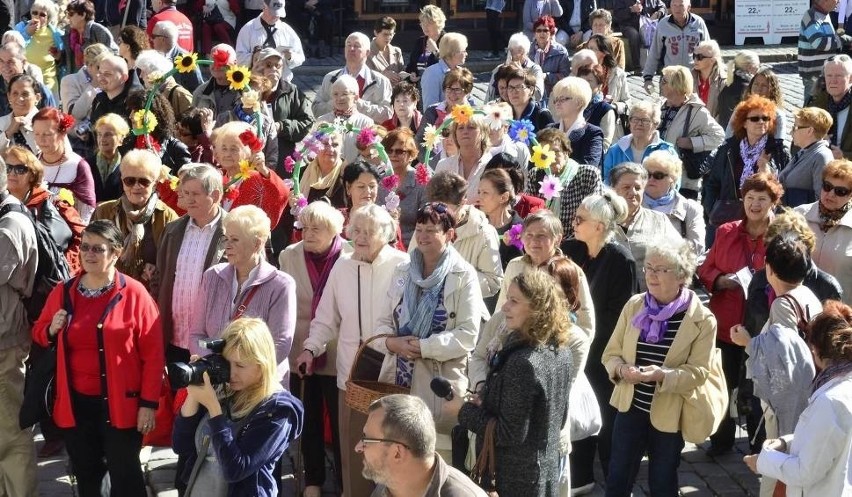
[738,135,768,186]
[644,187,678,209]
[631,289,692,344]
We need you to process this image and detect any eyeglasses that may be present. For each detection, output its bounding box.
[535,28,551,33]
[629,117,652,126]
[643,265,674,275]
[387,148,409,156]
[792,125,812,131]
[551,96,573,105]
[6,164,29,175]
[822,180,852,197]
[31,11,48,17]
[507,84,529,93]
[746,116,771,122]
[359,436,410,450]
[647,170,669,180]
[122,176,154,188]
[693,53,708,61]
[80,243,109,254]
[444,86,465,94]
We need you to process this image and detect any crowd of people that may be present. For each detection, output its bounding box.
[1,0,852,495]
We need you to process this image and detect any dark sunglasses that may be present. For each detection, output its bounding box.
[746,116,771,122]
[822,181,852,197]
[693,53,708,61]
[6,164,29,175]
[387,148,409,156]
[80,243,108,254]
[122,176,153,188]
[647,171,669,180]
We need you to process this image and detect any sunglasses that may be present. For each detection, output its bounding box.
[647,171,669,180]
[6,164,29,175]
[387,148,409,156]
[822,181,852,197]
[535,28,551,33]
[693,53,708,61]
[122,176,153,188]
[31,11,48,17]
[746,116,771,122]
[80,243,109,254]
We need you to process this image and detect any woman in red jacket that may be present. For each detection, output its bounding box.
[33,220,164,497]
[697,172,782,456]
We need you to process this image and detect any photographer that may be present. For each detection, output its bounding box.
[173,317,304,496]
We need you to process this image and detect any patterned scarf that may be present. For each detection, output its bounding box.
[631,288,692,344]
[817,199,852,232]
[117,192,158,267]
[738,134,768,186]
[398,245,460,338]
[811,360,852,394]
[333,108,354,118]
[828,90,852,144]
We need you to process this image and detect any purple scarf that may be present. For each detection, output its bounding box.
[304,235,344,319]
[811,360,852,394]
[631,289,692,344]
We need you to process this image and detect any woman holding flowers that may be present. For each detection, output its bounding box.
[123,89,192,175]
[416,67,474,164]
[528,127,603,238]
[382,128,426,247]
[316,75,374,165]
[212,120,289,228]
[547,76,604,167]
[434,113,492,204]
[214,73,279,174]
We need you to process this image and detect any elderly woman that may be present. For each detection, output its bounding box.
[381,82,421,133]
[88,113,130,201]
[215,73,279,172]
[522,0,563,40]
[316,75,374,165]
[577,65,617,151]
[367,17,405,85]
[643,151,706,253]
[405,5,446,82]
[744,300,852,496]
[725,67,787,139]
[505,65,553,131]
[382,128,426,247]
[486,33,544,102]
[579,10,626,67]
[561,191,638,488]
[5,145,85,273]
[780,107,835,206]
[459,269,572,497]
[602,239,716,496]
[716,51,760,131]
[33,107,96,221]
[0,74,42,153]
[697,172,781,455]
[478,168,523,269]
[603,101,677,181]
[612,0,666,73]
[60,42,112,121]
[587,34,631,115]
[657,65,726,199]
[211,120,289,227]
[91,149,178,284]
[62,0,117,75]
[434,114,492,203]
[33,220,164,497]
[528,128,602,237]
[795,159,852,303]
[570,49,597,76]
[548,76,604,166]
[691,40,726,120]
[135,50,192,117]
[610,162,682,292]
[703,95,791,236]
[16,0,63,95]
[117,25,148,71]
[191,205,295,382]
[529,16,570,102]
[417,67,474,149]
[294,204,408,497]
[123,89,192,174]
[420,32,468,109]
[279,202,352,497]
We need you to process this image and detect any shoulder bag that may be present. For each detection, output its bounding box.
[709,150,744,226]
[679,105,712,180]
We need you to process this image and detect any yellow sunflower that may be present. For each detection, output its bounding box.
[226,65,251,91]
[449,103,474,125]
[531,143,556,170]
[174,53,198,73]
[56,188,75,206]
[131,109,158,133]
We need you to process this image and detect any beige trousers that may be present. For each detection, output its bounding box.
[758,402,779,497]
[0,343,37,497]
[338,390,375,497]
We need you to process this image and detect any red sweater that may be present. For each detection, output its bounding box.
[222,170,290,229]
[33,274,165,429]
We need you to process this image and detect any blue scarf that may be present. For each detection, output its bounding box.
[233,104,255,124]
[398,245,459,338]
[631,288,692,343]
[643,187,677,209]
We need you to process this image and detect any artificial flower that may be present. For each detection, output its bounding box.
[381,174,400,191]
[146,70,164,86]
[292,150,303,162]
[449,103,474,125]
[538,174,564,201]
[384,191,400,212]
[483,103,509,131]
[57,113,76,133]
[56,188,75,206]
[239,129,264,153]
[502,224,524,250]
[422,124,440,151]
[174,53,198,73]
[356,127,378,149]
[226,65,251,91]
[415,162,431,185]
[132,109,158,134]
[211,47,232,69]
[169,176,180,191]
[283,156,295,174]
[240,89,262,113]
[134,135,162,152]
[531,143,556,170]
[296,196,309,209]
[235,159,254,180]
[508,119,535,145]
[283,178,295,189]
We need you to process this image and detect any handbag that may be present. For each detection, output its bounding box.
[471,418,497,492]
[678,106,712,180]
[708,153,744,226]
[349,266,385,381]
[680,347,729,444]
[19,277,74,429]
[568,372,602,441]
[37,198,73,253]
[141,373,177,447]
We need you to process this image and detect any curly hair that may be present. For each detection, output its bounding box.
[765,208,816,254]
[125,88,176,142]
[533,15,557,34]
[741,171,784,204]
[808,300,852,361]
[511,270,571,347]
[119,25,150,60]
[823,158,852,184]
[745,68,784,106]
[731,94,777,140]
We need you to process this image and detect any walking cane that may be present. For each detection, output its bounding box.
[292,364,307,494]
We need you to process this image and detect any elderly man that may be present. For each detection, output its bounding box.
[89,54,141,125]
[811,55,852,159]
[0,42,56,116]
[312,32,392,123]
[642,0,709,94]
[147,0,193,52]
[359,395,487,497]
[0,158,38,497]
[235,0,304,80]
[191,43,241,118]
[151,20,203,92]
[799,0,842,105]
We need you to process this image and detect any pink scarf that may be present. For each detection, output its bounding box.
[70,29,84,70]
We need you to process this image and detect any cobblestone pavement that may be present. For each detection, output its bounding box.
[35,51,804,497]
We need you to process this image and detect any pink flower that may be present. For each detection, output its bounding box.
[356,127,377,149]
[283,156,295,173]
[538,174,564,201]
[415,163,431,186]
[292,150,303,162]
[283,179,294,189]
[502,223,524,250]
[296,195,308,208]
[381,174,400,191]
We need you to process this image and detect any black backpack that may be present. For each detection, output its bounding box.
[0,197,71,323]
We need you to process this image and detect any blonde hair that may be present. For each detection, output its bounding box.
[726,50,760,86]
[795,107,833,139]
[4,145,42,185]
[419,5,447,31]
[221,318,283,418]
[511,270,571,347]
[299,200,346,234]
[211,120,253,156]
[119,148,162,178]
[95,113,131,138]
[643,150,682,180]
[694,40,725,79]
[765,208,816,253]
[224,205,272,251]
[551,76,592,110]
[629,100,661,125]
[438,32,467,60]
[661,65,694,97]
[450,113,490,154]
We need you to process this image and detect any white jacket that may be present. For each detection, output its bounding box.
[0,109,39,154]
[434,152,493,204]
[756,372,852,497]
[60,67,99,120]
[234,17,304,81]
[302,245,409,390]
[204,0,236,27]
[311,66,393,124]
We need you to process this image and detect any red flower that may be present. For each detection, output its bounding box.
[415,163,431,186]
[135,135,162,152]
[211,48,233,69]
[381,174,400,191]
[57,113,76,133]
[239,130,264,153]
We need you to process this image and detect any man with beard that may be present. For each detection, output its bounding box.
[358,395,486,497]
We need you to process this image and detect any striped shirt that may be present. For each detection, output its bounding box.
[631,310,686,413]
[798,8,842,78]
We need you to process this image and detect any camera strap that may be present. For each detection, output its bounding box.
[232,286,261,320]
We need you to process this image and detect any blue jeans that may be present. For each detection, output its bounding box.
[605,406,685,497]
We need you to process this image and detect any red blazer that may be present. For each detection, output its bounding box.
[515,194,545,219]
[33,274,164,429]
[697,220,767,344]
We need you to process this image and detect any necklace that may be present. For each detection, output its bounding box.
[41,150,67,166]
[46,163,65,185]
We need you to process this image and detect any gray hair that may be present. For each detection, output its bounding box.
[1,30,24,47]
[629,100,662,124]
[332,74,360,95]
[298,200,345,235]
[579,189,628,241]
[824,54,852,76]
[153,20,179,45]
[346,32,370,50]
[726,50,760,85]
[0,42,25,61]
[346,203,397,244]
[643,150,682,181]
[507,32,530,54]
[179,163,223,196]
[522,209,563,240]
[368,394,436,459]
[609,162,648,187]
[135,49,174,76]
[646,239,697,284]
[31,0,59,26]
[224,205,271,249]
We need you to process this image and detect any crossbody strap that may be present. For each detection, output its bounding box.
[184,435,211,495]
[232,285,260,320]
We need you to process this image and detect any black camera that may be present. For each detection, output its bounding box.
[167,339,231,389]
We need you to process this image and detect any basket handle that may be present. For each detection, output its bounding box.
[347,333,395,383]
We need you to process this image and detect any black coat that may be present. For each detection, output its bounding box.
[715,73,750,126]
[546,122,605,166]
[405,32,445,77]
[270,79,315,175]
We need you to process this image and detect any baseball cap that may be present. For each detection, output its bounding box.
[263,0,286,17]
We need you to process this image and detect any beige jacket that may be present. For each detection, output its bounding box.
[795,201,852,305]
[659,94,725,192]
[602,291,717,434]
[311,66,393,123]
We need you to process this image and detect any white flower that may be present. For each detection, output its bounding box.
[483,103,509,131]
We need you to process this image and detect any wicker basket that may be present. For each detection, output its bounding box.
[345,334,409,414]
